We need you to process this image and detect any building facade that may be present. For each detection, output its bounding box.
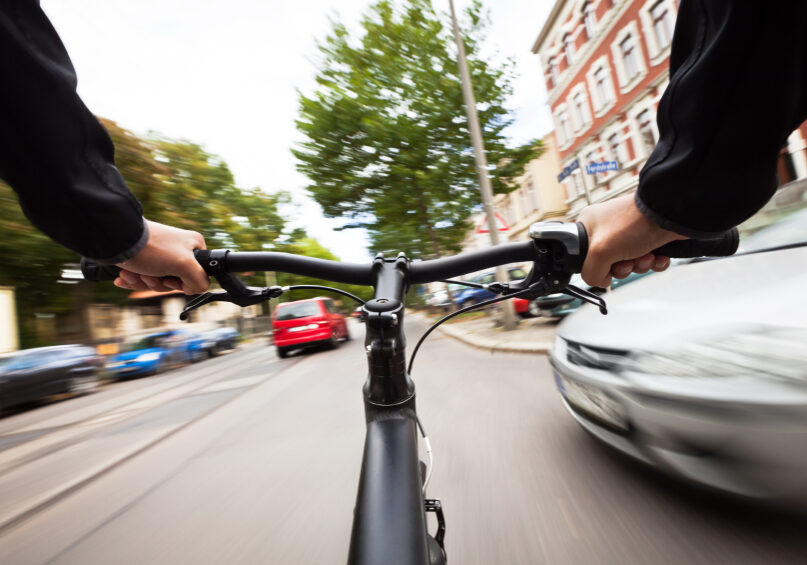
[463,131,569,254]
[533,0,807,220]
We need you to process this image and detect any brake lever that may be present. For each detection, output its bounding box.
[563,284,607,315]
[180,272,285,321]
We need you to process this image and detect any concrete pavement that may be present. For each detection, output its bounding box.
[413,311,557,354]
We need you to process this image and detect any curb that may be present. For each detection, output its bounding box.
[436,322,552,354]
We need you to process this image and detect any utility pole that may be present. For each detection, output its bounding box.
[448,0,517,330]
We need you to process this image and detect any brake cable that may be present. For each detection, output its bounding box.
[407,283,543,375]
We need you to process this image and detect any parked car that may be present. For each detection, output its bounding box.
[0,345,103,412]
[426,282,467,311]
[173,329,210,362]
[106,330,191,379]
[550,190,807,504]
[272,297,350,358]
[200,327,241,357]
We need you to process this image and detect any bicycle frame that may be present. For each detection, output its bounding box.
[348,253,443,564]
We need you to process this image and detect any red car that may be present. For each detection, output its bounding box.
[272,297,350,358]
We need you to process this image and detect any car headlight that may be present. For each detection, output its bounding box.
[623,327,807,383]
[135,352,161,363]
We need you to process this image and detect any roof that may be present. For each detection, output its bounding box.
[532,0,565,54]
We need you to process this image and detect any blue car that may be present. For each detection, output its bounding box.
[106,330,192,379]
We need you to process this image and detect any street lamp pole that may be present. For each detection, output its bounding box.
[447,0,516,330]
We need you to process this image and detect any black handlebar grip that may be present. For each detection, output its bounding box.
[80,258,121,282]
[652,228,739,258]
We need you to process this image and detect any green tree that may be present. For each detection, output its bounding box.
[1,121,292,347]
[294,0,541,260]
[275,237,374,307]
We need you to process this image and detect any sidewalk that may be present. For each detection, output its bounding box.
[413,312,558,354]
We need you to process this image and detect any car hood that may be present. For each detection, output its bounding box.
[113,347,163,362]
[557,246,807,351]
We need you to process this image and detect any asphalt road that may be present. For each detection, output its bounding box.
[0,317,806,564]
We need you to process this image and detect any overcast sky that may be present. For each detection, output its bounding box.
[41,0,555,262]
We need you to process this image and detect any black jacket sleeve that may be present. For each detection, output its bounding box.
[0,0,147,263]
[636,0,807,238]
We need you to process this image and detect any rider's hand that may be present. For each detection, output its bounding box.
[577,194,686,288]
[113,220,209,295]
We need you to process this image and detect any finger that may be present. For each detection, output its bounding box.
[139,275,178,293]
[114,277,150,291]
[118,269,140,285]
[611,260,634,279]
[632,253,655,274]
[163,277,182,290]
[191,231,206,251]
[652,255,671,272]
[178,256,210,295]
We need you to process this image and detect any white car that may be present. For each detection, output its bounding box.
[551,184,807,504]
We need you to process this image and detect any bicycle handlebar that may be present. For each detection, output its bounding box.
[81,223,740,286]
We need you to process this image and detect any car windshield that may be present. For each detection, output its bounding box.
[276,302,320,320]
[737,180,807,244]
[738,206,807,252]
[126,335,164,351]
[0,352,40,371]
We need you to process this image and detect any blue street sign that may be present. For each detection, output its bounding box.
[585,161,618,174]
[557,159,580,182]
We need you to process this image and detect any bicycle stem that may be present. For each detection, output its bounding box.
[362,253,416,412]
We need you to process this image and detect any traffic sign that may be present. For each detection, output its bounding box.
[476,212,510,233]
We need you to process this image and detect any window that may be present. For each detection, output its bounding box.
[585,150,599,182]
[594,67,611,106]
[564,33,575,66]
[608,133,626,165]
[637,109,656,155]
[526,178,539,210]
[651,1,674,49]
[571,172,584,198]
[583,1,597,39]
[620,35,640,80]
[572,91,589,129]
[547,57,559,88]
[558,111,571,144]
[519,189,532,215]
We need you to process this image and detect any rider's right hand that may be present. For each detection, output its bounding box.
[113,220,209,295]
[577,194,686,288]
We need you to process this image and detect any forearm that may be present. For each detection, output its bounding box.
[0,0,146,263]
[637,0,807,238]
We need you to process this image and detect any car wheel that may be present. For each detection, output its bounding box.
[277,347,288,359]
[527,300,542,318]
[68,374,100,396]
[328,332,339,349]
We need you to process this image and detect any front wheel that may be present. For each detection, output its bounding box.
[276,347,288,359]
[68,373,100,396]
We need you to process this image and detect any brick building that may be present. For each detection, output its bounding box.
[532,0,807,219]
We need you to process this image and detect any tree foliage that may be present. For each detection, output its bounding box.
[1,120,294,346]
[294,0,542,259]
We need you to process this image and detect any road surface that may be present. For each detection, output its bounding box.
[0,317,805,564]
